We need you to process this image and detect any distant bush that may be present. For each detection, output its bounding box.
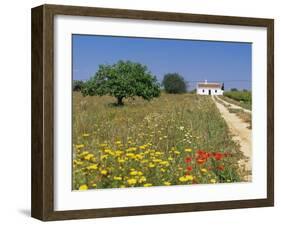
[73,80,84,92]
[162,73,186,94]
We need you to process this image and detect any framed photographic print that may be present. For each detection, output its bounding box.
[31,4,274,221]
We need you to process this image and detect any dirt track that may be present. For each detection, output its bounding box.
[217,96,252,114]
[212,96,252,181]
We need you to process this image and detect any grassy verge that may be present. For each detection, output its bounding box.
[73,93,247,190]
[220,91,252,110]
[228,108,252,129]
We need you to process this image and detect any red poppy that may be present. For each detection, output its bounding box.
[217,165,224,171]
[185,157,192,163]
[186,166,193,171]
[196,158,205,164]
[197,150,211,164]
[197,150,205,155]
[213,152,223,161]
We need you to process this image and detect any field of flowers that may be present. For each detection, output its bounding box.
[73,93,247,190]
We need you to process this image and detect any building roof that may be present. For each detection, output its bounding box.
[197,83,222,89]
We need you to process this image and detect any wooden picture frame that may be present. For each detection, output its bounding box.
[31,4,274,221]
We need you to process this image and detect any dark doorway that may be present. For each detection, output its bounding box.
[208,90,211,95]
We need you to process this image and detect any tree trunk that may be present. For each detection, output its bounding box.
[117,97,124,105]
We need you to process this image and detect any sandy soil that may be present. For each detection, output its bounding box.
[212,96,252,181]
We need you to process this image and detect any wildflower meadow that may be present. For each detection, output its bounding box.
[72,92,248,190]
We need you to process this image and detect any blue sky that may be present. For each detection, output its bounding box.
[72,35,252,90]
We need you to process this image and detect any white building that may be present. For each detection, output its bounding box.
[196,80,224,95]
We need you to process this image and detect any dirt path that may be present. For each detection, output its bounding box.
[217,96,252,114]
[212,96,252,181]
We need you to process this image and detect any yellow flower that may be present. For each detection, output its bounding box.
[87,164,98,170]
[120,185,125,188]
[179,175,194,182]
[126,153,135,158]
[135,154,143,159]
[115,141,122,145]
[100,143,107,147]
[126,147,137,152]
[210,179,216,184]
[118,158,125,163]
[114,176,122,181]
[139,145,146,150]
[144,183,152,187]
[179,177,186,182]
[80,151,89,156]
[103,149,114,155]
[100,154,108,160]
[139,176,147,183]
[160,161,169,166]
[185,148,192,152]
[101,170,108,175]
[116,150,123,156]
[84,153,94,161]
[130,171,138,176]
[160,168,166,172]
[127,178,137,185]
[164,182,171,186]
[92,184,97,188]
[74,160,83,165]
[168,157,173,161]
[75,144,85,149]
[174,151,180,155]
[79,184,88,190]
[149,163,155,168]
[201,168,208,173]
[82,133,90,137]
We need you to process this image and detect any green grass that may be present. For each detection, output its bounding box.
[222,91,252,110]
[72,92,247,190]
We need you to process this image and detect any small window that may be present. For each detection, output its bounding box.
[215,90,217,93]
[202,89,204,93]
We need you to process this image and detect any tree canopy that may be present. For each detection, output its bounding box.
[162,73,187,94]
[82,60,160,105]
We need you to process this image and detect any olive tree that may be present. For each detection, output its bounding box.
[82,60,160,105]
